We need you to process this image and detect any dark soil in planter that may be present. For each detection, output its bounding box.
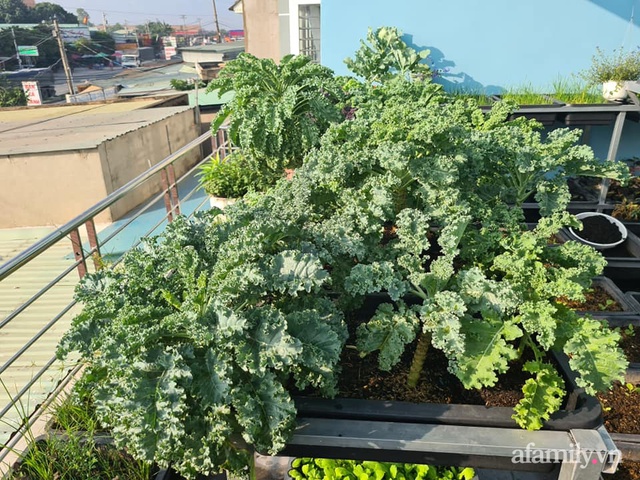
[616,461,640,480]
[308,314,534,409]
[597,382,640,479]
[575,215,624,244]
[608,177,640,203]
[334,338,528,408]
[557,285,623,312]
[597,382,640,434]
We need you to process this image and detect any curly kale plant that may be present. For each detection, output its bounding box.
[58,30,631,480]
[345,26,434,84]
[208,53,344,174]
[263,75,628,430]
[58,213,347,479]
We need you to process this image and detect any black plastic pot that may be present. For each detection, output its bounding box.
[555,225,640,284]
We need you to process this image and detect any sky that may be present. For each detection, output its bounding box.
[51,0,243,31]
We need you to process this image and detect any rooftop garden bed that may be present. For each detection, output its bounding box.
[53,27,632,480]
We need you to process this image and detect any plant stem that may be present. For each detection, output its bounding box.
[249,451,257,480]
[516,333,529,360]
[407,331,432,388]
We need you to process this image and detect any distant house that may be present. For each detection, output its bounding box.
[179,42,244,64]
[110,29,138,50]
[233,0,320,62]
[229,0,242,14]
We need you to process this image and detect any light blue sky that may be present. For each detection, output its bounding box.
[53,0,243,31]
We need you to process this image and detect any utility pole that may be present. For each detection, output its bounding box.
[11,28,23,70]
[212,0,221,43]
[180,15,188,45]
[53,18,75,96]
[102,11,108,32]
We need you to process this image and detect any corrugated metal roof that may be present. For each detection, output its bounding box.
[0,106,193,155]
[0,227,83,447]
[0,99,170,123]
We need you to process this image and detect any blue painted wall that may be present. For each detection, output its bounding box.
[322,0,640,94]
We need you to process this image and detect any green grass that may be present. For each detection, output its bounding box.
[550,77,607,104]
[47,381,102,433]
[7,376,153,480]
[500,83,554,105]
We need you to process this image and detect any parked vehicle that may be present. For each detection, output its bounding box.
[121,47,155,68]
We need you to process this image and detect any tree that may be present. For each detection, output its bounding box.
[0,77,27,107]
[139,20,173,37]
[76,8,91,26]
[29,2,77,23]
[0,0,29,23]
[89,30,115,53]
[106,22,124,34]
[0,25,60,69]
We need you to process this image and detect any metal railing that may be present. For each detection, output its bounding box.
[0,126,233,469]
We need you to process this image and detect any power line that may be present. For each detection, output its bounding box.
[45,4,243,30]
[62,6,240,23]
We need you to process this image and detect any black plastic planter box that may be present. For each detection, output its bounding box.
[627,292,640,312]
[573,276,640,317]
[521,200,612,223]
[507,105,559,126]
[560,104,618,126]
[624,222,640,236]
[610,433,640,462]
[157,468,226,480]
[293,350,601,432]
[601,230,640,282]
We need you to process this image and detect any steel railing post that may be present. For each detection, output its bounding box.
[69,228,87,278]
[167,164,181,217]
[84,219,102,270]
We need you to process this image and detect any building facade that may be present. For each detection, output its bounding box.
[237,0,321,62]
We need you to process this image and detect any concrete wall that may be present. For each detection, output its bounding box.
[0,150,109,228]
[0,108,202,228]
[100,108,201,220]
[322,0,640,93]
[243,0,281,60]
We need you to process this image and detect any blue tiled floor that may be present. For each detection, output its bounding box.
[68,171,210,261]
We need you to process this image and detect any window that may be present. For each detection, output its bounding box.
[298,4,320,62]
